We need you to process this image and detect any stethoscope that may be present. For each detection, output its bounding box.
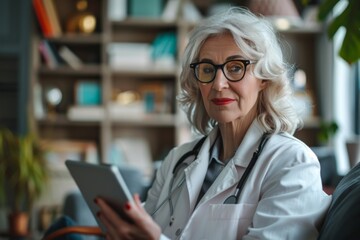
[151,133,270,225]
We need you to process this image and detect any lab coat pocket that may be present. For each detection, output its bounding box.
[208,203,256,239]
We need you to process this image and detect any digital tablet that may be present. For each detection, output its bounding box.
[65,160,134,231]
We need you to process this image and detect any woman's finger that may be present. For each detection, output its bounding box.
[98,212,120,240]
[96,198,130,228]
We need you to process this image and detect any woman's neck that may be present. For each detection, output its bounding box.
[218,107,257,161]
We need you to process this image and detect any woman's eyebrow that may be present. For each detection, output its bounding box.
[226,55,245,61]
[198,55,246,63]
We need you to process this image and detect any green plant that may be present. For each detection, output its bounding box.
[0,127,48,214]
[317,120,339,145]
[317,0,360,64]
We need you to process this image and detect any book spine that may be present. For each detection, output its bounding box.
[58,46,83,69]
[42,0,62,36]
[32,0,54,37]
[43,40,60,68]
[39,40,53,68]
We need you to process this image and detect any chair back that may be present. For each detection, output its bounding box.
[318,163,360,240]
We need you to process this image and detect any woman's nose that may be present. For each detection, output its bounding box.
[211,68,229,91]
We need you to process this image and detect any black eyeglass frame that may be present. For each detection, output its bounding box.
[190,59,255,83]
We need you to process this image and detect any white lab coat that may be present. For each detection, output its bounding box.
[144,120,332,240]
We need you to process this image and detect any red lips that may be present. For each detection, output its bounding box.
[211,98,235,105]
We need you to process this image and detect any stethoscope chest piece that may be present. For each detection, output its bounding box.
[223,195,237,204]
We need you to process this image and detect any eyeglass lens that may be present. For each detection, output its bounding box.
[195,60,246,83]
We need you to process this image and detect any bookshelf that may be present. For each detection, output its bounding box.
[31,0,332,179]
[30,0,190,177]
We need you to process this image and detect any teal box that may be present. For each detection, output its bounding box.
[76,81,101,105]
[129,0,163,18]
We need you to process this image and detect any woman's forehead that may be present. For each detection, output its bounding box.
[199,34,244,60]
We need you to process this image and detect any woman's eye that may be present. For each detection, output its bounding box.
[228,65,242,73]
[202,66,214,74]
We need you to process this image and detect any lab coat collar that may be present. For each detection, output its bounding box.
[197,120,267,205]
[232,119,266,167]
[185,120,266,207]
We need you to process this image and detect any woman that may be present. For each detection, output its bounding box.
[96,7,331,240]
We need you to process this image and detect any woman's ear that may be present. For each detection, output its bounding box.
[259,80,268,90]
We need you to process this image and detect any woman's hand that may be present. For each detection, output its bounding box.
[96,194,161,240]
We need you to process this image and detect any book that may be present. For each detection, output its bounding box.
[75,81,101,105]
[32,0,54,37]
[108,43,152,68]
[67,105,104,121]
[42,0,62,36]
[39,40,60,68]
[162,0,186,22]
[58,46,83,69]
[139,81,173,114]
[42,139,99,169]
[151,31,177,65]
[129,0,163,18]
[108,0,127,21]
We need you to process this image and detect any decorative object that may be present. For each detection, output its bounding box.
[45,87,62,119]
[0,128,48,236]
[66,0,96,34]
[247,0,302,30]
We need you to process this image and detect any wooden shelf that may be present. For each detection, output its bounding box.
[110,65,177,78]
[111,113,177,127]
[112,18,178,28]
[38,65,103,76]
[46,33,103,44]
[37,115,101,126]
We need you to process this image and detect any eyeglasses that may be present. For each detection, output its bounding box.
[190,60,255,83]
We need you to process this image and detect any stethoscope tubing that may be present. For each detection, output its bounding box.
[150,133,270,223]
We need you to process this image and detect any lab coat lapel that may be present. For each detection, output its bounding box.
[198,120,265,204]
[183,129,218,211]
[198,160,239,204]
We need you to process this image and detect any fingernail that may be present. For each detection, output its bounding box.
[125,202,131,210]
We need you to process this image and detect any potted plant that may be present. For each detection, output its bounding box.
[0,127,48,236]
[317,120,339,145]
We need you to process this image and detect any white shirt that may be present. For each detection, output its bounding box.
[144,120,332,240]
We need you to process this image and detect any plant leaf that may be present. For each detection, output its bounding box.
[327,5,349,38]
[318,0,341,21]
[339,27,360,64]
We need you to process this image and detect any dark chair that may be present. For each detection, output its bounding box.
[318,162,360,240]
[311,146,342,191]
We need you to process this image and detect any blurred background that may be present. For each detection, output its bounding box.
[0,0,359,238]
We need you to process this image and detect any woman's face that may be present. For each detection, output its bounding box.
[197,34,266,124]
